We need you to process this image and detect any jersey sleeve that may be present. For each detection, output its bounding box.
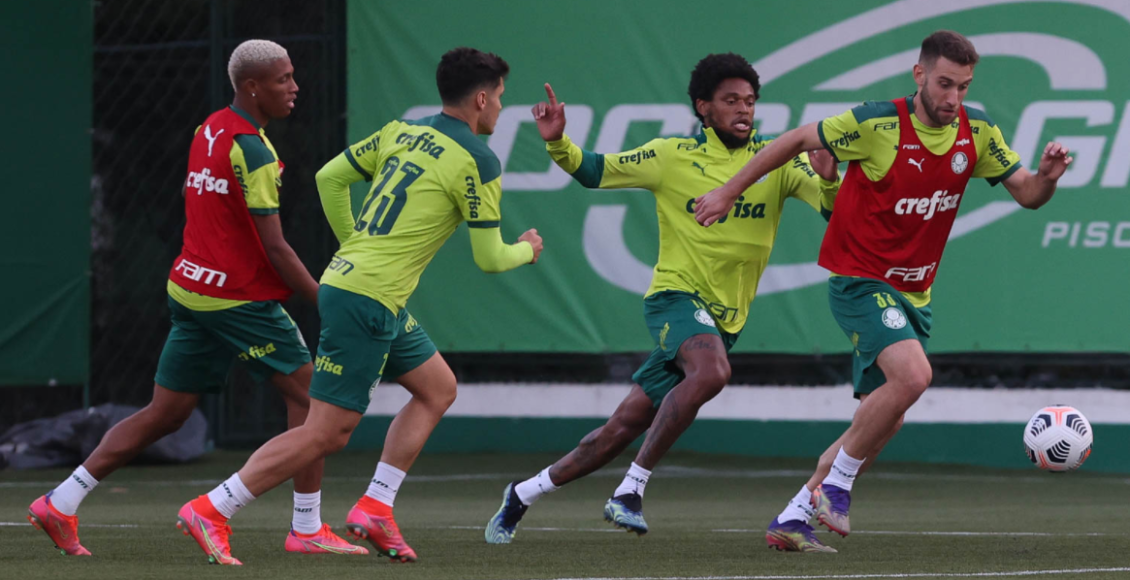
[782,151,840,221]
[342,122,397,182]
[973,122,1023,186]
[231,134,280,214]
[546,134,663,190]
[817,103,878,162]
[453,151,503,227]
[315,153,363,243]
[467,226,534,273]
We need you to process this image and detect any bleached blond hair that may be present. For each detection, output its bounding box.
[228,40,289,91]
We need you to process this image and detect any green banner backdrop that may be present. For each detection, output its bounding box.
[0,1,92,384]
[347,0,1130,354]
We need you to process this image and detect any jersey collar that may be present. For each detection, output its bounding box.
[229,105,262,131]
[699,126,758,158]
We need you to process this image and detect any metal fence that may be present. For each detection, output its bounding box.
[87,0,345,444]
[8,0,1129,442]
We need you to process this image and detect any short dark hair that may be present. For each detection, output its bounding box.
[436,47,510,105]
[919,30,979,68]
[687,53,761,123]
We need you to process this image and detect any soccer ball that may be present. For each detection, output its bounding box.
[1023,406,1093,472]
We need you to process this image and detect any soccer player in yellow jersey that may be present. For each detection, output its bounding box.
[180,47,541,564]
[484,53,840,545]
[695,32,1070,552]
[31,40,363,562]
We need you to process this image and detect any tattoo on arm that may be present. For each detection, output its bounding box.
[685,339,716,351]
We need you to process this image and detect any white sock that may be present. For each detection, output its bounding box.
[776,485,816,523]
[365,462,406,507]
[207,473,256,519]
[50,465,99,516]
[613,462,652,498]
[292,491,322,534]
[514,467,560,506]
[822,447,866,491]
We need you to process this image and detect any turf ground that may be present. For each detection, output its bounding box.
[1,451,1127,580]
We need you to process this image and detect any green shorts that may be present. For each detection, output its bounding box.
[308,285,438,414]
[155,297,311,393]
[631,291,740,407]
[828,277,932,397]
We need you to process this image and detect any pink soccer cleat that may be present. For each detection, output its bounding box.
[27,492,91,556]
[285,524,369,555]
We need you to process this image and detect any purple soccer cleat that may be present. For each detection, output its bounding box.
[812,484,852,537]
[765,517,837,553]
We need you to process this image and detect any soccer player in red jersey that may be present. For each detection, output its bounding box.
[28,40,363,562]
[694,31,1072,552]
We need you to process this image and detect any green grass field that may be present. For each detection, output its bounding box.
[2,451,1127,580]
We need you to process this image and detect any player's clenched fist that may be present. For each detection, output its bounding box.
[519,228,543,264]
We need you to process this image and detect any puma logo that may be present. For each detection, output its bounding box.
[908,158,925,172]
[692,162,708,176]
[204,125,225,157]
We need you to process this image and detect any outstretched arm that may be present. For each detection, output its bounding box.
[469,226,540,273]
[785,148,841,222]
[1002,141,1072,209]
[535,83,662,191]
[694,122,825,226]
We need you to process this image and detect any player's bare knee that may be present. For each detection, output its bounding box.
[688,359,729,401]
[312,426,352,455]
[605,418,647,445]
[902,365,932,397]
[423,378,457,412]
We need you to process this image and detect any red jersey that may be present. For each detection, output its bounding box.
[168,107,292,302]
[818,98,978,293]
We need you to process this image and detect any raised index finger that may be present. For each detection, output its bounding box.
[545,83,558,106]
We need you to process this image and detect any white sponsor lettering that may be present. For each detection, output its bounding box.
[885,263,936,283]
[955,138,971,146]
[185,167,230,196]
[397,2,1130,296]
[902,144,922,150]
[175,258,228,287]
[1012,100,1114,188]
[401,99,1130,191]
[894,190,962,220]
[1042,221,1130,248]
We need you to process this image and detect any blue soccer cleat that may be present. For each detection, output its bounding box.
[485,482,528,544]
[603,493,648,535]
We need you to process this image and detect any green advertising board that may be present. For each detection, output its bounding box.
[347,0,1130,354]
[0,1,92,384]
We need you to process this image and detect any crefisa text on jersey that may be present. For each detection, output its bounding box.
[397,131,446,159]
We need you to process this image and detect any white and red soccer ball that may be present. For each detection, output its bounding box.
[1023,406,1093,472]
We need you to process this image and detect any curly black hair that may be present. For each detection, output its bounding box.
[687,53,761,123]
[436,47,510,105]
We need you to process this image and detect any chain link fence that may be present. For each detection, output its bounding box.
[7,0,1128,441]
[87,0,344,444]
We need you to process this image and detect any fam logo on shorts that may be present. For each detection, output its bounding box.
[881,307,907,330]
[951,152,969,174]
[694,309,716,328]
